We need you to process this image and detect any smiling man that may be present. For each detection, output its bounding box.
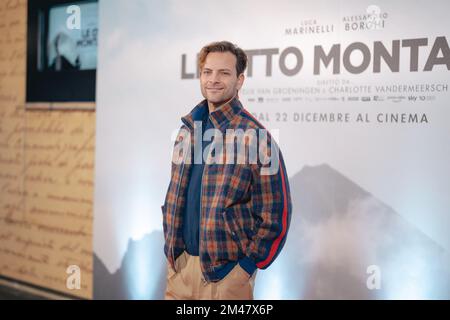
[199,49,244,113]
[162,41,292,300]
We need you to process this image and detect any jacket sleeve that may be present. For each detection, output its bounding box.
[243,135,292,270]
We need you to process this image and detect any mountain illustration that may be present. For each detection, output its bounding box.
[94,231,166,299]
[259,164,449,299]
[94,164,449,299]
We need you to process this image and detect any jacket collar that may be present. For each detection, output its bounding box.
[181,97,243,132]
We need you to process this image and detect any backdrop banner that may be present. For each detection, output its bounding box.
[94,0,450,299]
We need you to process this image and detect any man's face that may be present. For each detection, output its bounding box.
[200,51,244,110]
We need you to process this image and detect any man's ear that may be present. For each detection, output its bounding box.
[236,73,245,91]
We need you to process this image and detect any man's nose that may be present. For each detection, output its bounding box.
[210,71,221,82]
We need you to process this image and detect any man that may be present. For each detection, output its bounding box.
[49,32,80,71]
[161,41,292,300]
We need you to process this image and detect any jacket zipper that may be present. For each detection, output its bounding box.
[171,160,185,273]
[170,121,187,273]
[199,115,213,284]
[199,162,206,283]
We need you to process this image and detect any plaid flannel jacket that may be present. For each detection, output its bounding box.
[161,97,292,282]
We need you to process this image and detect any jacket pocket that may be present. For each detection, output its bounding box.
[221,207,250,255]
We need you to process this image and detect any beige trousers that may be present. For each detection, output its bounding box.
[164,251,257,300]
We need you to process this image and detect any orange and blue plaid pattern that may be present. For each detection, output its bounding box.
[162,98,292,282]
